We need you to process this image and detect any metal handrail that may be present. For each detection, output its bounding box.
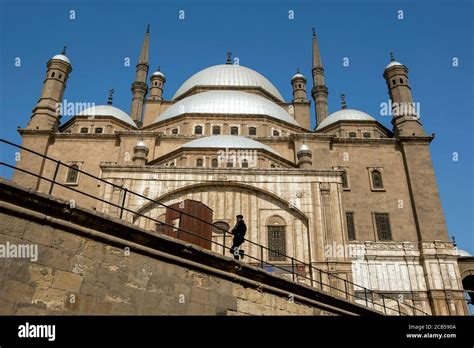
[0,138,429,316]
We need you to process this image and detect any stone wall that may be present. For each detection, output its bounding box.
[0,178,378,316]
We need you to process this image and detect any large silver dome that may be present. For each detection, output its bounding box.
[316,109,376,130]
[154,90,300,126]
[77,105,136,127]
[172,64,284,101]
[181,135,280,155]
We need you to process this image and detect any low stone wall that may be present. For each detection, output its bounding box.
[0,178,379,315]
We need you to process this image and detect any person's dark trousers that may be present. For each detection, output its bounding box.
[230,235,244,260]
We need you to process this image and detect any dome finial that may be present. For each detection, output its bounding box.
[61,46,67,55]
[157,65,161,71]
[226,51,232,64]
[107,88,115,105]
[312,27,316,37]
[340,93,347,110]
[296,67,300,74]
[146,24,150,34]
[390,52,395,62]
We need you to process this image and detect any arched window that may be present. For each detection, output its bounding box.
[95,128,103,134]
[196,158,203,167]
[171,128,179,135]
[371,170,384,189]
[51,72,55,78]
[363,132,371,138]
[169,162,175,167]
[154,82,157,86]
[211,158,219,168]
[399,78,403,84]
[241,159,249,168]
[249,127,257,136]
[349,132,357,138]
[66,164,79,184]
[226,161,233,168]
[58,74,62,80]
[267,216,286,261]
[392,79,396,85]
[212,221,229,234]
[230,126,239,135]
[273,130,280,136]
[194,125,203,135]
[80,127,88,134]
[212,126,221,135]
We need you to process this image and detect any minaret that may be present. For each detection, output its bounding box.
[311,28,329,127]
[149,66,166,101]
[27,46,72,131]
[130,25,150,125]
[383,53,424,136]
[291,68,311,129]
[291,68,307,102]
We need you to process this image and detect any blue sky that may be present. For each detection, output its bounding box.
[0,0,472,252]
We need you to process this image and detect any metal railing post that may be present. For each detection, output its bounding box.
[344,279,348,300]
[397,298,402,316]
[382,294,387,314]
[222,229,226,255]
[291,257,295,282]
[364,288,368,307]
[260,245,264,268]
[48,160,61,194]
[119,188,127,219]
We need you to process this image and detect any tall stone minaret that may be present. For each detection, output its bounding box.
[311,28,329,127]
[383,53,424,136]
[130,25,150,125]
[27,47,72,131]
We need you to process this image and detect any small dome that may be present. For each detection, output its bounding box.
[135,140,148,148]
[172,64,284,101]
[51,54,71,64]
[292,73,306,81]
[316,109,376,130]
[77,105,136,127]
[298,144,310,152]
[456,249,472,257]
[385,61,403,69]
[154,90,300,126]
[151,70,165,79]
[180,135,280,156]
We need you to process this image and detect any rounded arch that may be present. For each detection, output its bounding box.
[133,181,309,223]
[266,215,286,226]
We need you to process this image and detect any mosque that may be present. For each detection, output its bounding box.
[11,26,472,315]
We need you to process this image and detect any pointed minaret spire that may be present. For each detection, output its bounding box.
[390,52,395,62]
[226,52,232,64]
[61,46,67,55]
[340,94,347,110]
[138,25,150,64]
[311,28,329,128]
[130,25,151,124]
[108,89,114,105]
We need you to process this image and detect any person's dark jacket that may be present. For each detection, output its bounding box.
[231,220,247,238]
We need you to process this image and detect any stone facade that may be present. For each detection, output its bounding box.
[7,28,471,315]
[0,179,375,316]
